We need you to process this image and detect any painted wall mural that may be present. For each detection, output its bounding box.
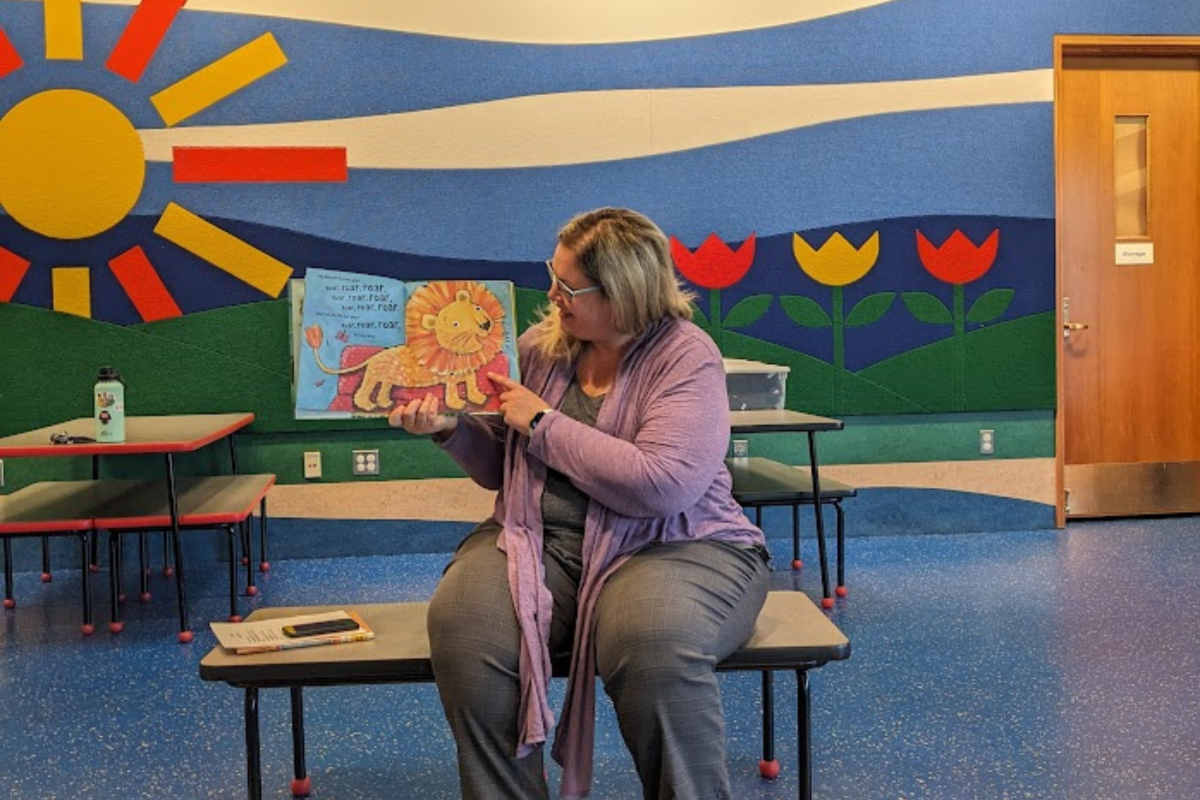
[1,0,1197,438]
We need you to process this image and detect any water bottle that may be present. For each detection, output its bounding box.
[94,367,126,443]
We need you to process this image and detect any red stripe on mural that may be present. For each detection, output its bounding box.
[0,29,24,78]
[105,0,187,83]
[173,147,349,183]
[109,246,182,322]
[0,247,31,302]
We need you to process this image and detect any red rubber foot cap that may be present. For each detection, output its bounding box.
[40,572,52,583]
[821,596,835,610]
[162,567,175,577]
[3,598,15,609]
[139,592,152,603]
[81,623,95,636]
[290,776,312,797]
[241,557,249,566]
[259,562,271,573]
[759,759,781,779]
[790,559,803,570]
[246,586,259,597]
[88,563,101,574]
[117,594,127,604]
[178,630,194,644]
[836,585,848,597]
[109,621,125,634]
[229,614,243,623]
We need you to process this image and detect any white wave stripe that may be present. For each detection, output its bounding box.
[64,0,902,44]
[140,70,1052,169]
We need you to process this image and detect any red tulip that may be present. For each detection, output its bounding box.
[305,324,323,349]
[916,229,999,285]
[670,233,756,290]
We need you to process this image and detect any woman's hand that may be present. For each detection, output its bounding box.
[489,373,550,435]
[388,394,458,437]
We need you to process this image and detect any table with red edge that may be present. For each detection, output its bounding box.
[0,413,257,641]
[729,409,847,609]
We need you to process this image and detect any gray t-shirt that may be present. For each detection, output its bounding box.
[541,379,604,570]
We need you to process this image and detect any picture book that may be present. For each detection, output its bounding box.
[294,268,519,418]
[210,610,375,654]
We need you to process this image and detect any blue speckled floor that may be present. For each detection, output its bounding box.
[2,518,1199,799]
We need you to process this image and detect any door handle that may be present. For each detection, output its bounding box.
[1063,321,1089,339]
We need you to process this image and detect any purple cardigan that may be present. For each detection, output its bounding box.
[438,316,764,798]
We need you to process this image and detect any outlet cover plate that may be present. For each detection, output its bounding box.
[353,449,380,476]
[303,451,322,479]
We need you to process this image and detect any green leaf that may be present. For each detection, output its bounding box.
[690,304,709,328]
[966,288,1015,325]
[723,294,773,329]
[779,295,832,328]
[845,292,896,328]
[901,292,953,324]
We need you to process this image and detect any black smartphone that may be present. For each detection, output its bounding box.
[282,617,361,638]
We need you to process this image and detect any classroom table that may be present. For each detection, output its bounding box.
[0,413,255,641]
[728,410,846,606]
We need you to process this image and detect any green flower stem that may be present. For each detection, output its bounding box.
[954,283,965,410]
[832,286,845,412]
[832,286,845,372]
[709,288,723,351]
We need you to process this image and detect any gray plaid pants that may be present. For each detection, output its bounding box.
[427,523,770,799]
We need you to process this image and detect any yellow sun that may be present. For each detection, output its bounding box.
[0,89,145,240]
[0,3,347,321]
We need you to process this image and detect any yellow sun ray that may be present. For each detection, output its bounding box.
[153,202,293,296]
[44,0,84,61]
[52,267,91,317]
[150,32,287,127]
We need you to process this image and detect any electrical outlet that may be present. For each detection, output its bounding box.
[303,451,322,479]
[979,429,995,455]
[353,449,380,476]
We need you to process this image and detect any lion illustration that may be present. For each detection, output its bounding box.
[305,280,508,411]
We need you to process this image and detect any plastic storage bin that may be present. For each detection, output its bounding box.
[723,358,789,411]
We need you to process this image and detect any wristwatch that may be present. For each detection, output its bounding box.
[528,408,551,434]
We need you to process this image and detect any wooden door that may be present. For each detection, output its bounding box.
[1055,37,1200,522]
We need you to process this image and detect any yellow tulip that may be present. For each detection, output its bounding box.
[792,231,880,287]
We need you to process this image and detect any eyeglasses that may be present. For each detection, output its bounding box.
[545,260,602,303]
[50,432,95,445]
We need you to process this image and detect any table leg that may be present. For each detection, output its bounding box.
[290,687,312,796]
[79,533,94,636]
[164,454,192,643]
[107,531,124,634]
[225,525,240,622]
[806,433,832,607]
[3,537,15,609]
[791,505,802,570]
[229,434,240,474]
[835,501,847,597]
[258,498,270,573]
[759,671,780,779]
[242,520,257,597]
[245,688,262,800]
[89,455,101,572]
[797,669,811,800]
[138,532,151,602]
[40,536,51,583]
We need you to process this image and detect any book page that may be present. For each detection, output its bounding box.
[296,268,407,416]
[294,271,519,418]
[211,610,373,654]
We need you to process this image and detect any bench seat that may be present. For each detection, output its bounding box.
[0,475,274,634]
[729,457,856,607]
[200,591,850,800]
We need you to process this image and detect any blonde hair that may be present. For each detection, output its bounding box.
[531,208,695,361]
